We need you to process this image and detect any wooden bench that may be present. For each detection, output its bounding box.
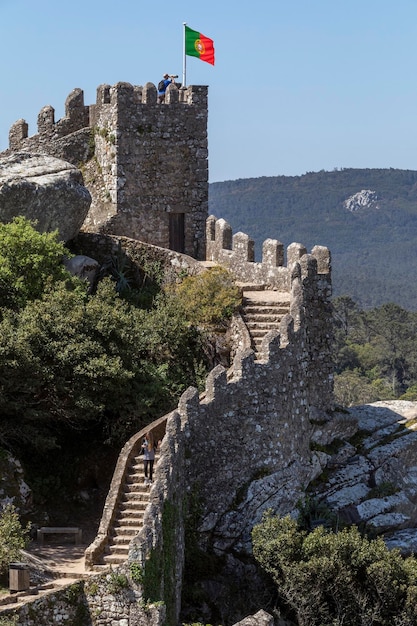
[37,527,82,545]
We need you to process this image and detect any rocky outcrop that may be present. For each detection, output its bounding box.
[0,153,91,242]
[232,609,274,626]
[311,400,417,549]
[0,451,32,515]
[343,189,378,212]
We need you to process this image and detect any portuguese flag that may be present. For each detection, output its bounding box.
[185,25,215,65]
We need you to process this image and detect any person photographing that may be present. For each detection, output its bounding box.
[157,73,178,103]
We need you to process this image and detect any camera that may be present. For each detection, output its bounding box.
[170,75,179,79]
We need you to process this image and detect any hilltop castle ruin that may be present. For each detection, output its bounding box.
[1,82,337,625]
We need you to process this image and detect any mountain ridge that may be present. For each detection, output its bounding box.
[209,168,417,310]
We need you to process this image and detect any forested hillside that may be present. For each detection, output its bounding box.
[209,168,417,309]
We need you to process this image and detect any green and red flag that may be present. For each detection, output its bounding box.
[185,25,215,65]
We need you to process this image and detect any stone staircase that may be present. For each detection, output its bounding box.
[101,451,158,566]
[241,290,291,355]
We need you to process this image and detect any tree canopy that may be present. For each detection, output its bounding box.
[0,218,242,457]
[332,296,417,405]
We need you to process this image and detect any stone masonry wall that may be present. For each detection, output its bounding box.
[71,231,204,283]
[177,252,333,553]
[5,82,208,259]
[0,576,166,626]
[206,214,331,289]
[208,214,333,415]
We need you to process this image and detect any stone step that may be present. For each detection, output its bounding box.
[243,317,286,328]
[127,470,157,481]
[107,542,130,555]
[90,564,111,573]
[124,483,149,493]
[243,296,290,304]
[116,508,145,526]
[131,453,159,468]
[120,501,148,511]
[242,297,289,347]
[250,329,274,338]
[101,452,159,564]
[115,512,145,524]
[244,310,286,316]
[126,474,143,483]
[111,535,132,545]
[103,554,127,565]
[113,525,143,535]
[122,491,149,501]
[121,482,150,502]
[244,321,283,330]
[242,302,290,314]
[243,320,284,329]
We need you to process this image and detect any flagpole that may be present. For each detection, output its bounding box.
[182,22,187,88]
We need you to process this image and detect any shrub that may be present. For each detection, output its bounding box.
[252,511,417,626]
[0,504,30,577]
[173,267,241,329]
[107,571,129,594]
[0,217,76,310]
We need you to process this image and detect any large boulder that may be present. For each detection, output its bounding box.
[63,254,99,291]
[0,152,91,242]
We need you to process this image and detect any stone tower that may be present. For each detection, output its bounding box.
[6,81,209,259]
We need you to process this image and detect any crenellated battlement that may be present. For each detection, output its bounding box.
[8,83,207,151]
[206,214,331,290]
[9,88,90,149]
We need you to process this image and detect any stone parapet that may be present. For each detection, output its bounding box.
[71,232,204,282]
[206,215,331,291]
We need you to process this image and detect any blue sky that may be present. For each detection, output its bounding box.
[1,0,417,182]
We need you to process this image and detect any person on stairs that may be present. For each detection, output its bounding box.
[142,432,156,485]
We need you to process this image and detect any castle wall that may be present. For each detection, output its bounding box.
[178,248,333,553]
[1,77,337,623]
[7,88,92,164]
[5,82,209,259]
[71,232,204,281]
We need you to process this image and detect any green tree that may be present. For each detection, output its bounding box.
[0,217,75,310]
[252,512,417,626]
[362,303,417,394]
[0,279,207,449]
[332,297,417,403]
[332,295,360,339]
[0,504,29,577]
[334,369,394,407]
